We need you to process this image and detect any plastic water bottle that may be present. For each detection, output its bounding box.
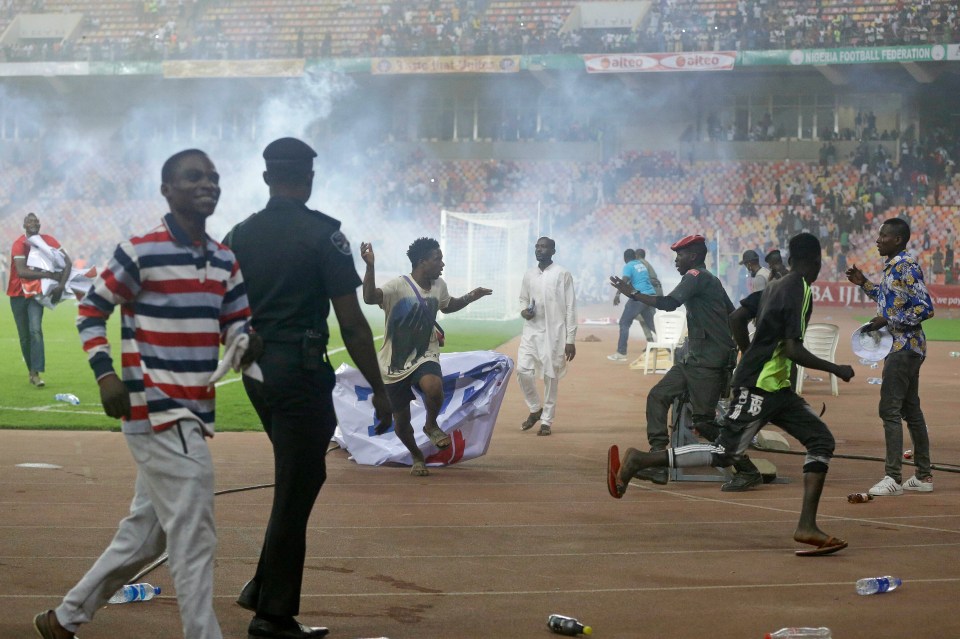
[547,614,592,636]
[54,393,80,405]
[856,576,902,595]
[949,352,960,358]
[108,583,161,604]
[866,377,883,385]
[765,628,831,639]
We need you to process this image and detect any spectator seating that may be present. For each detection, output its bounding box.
[3,147,958,297]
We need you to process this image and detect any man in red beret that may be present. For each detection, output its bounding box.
[610,234,761,490]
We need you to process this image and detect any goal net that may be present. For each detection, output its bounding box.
[440,210,531,320]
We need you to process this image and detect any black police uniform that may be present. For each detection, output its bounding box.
[223,138,361,619]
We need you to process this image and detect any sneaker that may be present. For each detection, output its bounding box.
[33,610,75,639]
[868,475,903,496]
[537,424,552,436]
[721,471,763,492]
[902,476,933,492]
[607,352,628,361]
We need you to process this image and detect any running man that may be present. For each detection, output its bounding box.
[361,237,491,475]
[607,233,855,556]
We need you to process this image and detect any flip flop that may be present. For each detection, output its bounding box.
[607,445,626,499]
[425,427,452,450]
[795,536,848,557]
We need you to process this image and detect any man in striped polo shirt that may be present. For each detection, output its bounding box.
[35,149,257,639]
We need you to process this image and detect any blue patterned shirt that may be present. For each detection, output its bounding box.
[861,250,934,357]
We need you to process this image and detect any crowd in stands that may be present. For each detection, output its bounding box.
[4,121,959,306]
[1,0,958,63]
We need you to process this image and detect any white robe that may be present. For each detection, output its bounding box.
[517,262,577,379]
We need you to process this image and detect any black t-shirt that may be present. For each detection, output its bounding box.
[732,271,812,391]
[224,196,362,343]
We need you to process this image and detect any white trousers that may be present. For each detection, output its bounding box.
[55,421,222,639]
[517,370,559,426]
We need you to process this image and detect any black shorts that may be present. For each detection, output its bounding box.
[385,361,443,409]
[722,387,835,462]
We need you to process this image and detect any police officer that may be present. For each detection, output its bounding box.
[224,137,392,639]
[611,234,762,491]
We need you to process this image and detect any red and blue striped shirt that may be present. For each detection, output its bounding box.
[78,214,251,435]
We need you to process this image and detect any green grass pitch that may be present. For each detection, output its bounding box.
[0,300,521,431]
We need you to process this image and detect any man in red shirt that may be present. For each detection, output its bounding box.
[6,213,71,387]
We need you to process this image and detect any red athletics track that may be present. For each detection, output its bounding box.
[2,305,959,639]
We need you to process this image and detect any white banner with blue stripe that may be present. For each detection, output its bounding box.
[332,351,514,467]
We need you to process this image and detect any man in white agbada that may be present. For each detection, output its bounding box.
[517,236,577,436]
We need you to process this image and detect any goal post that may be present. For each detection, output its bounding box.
[439,210,530,320]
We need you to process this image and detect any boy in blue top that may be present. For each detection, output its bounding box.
[608,248,657,361]
[846,217,935,496]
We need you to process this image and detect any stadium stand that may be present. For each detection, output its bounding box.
[1,0,957,61]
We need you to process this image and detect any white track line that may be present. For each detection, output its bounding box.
[5,541,960,562]
[0,405,103,415]
[6,577,960,600]
[628,482,960,535]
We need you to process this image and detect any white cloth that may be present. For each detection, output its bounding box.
[517,262,577,380]
[208,332,263,386]
[333,351,513,467]
[25,234,94,307]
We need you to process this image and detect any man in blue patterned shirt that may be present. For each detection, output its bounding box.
[846,217,935,496]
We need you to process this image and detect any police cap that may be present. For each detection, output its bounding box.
[765,249,782,263]
[262,137,317,162]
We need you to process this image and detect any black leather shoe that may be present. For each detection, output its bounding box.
[692,420,720,442]
[248,616,329,639]
[236,579,259,611]
[721,471,763,492]
[633,467,669,485]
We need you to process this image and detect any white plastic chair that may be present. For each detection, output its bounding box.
[634,309,687,374]
[795,323,840,396]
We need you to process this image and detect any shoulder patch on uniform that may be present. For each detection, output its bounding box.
[330,230,351,256]
[687,269,700,276]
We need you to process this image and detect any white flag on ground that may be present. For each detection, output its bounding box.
[333,351,514,467]
[25,235,96,308]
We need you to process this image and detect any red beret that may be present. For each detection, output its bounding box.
[670,234,706,251]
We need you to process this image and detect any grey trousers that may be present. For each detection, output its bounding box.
[55,421,222,639]
[880,349,931,483]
